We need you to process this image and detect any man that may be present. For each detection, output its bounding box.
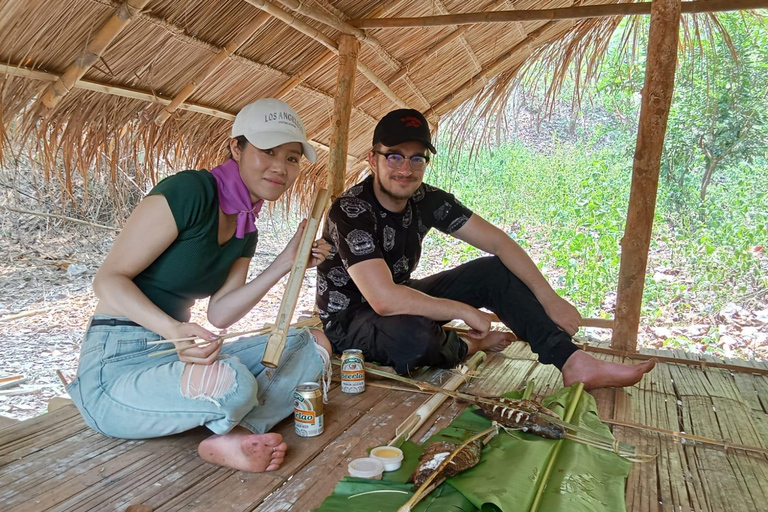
[316,109,655,389]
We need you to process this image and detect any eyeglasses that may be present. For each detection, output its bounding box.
[374,151,430,171]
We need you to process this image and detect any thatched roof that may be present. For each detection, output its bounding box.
[0,0,760,204]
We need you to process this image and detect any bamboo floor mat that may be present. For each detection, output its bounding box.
[1,341,766,511]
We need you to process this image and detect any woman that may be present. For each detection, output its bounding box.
[66,98,332,473]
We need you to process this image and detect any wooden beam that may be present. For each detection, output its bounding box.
[243,0,410,109]
[1,63,354,161]
[349,0,768,28]
[269,0,408,100]
[261,188,330,368]
[327,35,360,199]
[154,12,271,126]
[38,0,150,111]
[612,0,680,352]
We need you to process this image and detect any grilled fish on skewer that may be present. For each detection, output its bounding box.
[475,397,566,439]
[411,439,484,489]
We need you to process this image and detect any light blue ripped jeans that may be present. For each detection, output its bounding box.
[66,316,324,439]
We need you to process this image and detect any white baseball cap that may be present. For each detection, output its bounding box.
[231,98,318,163]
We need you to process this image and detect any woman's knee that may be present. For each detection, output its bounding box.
[180,359,258,412]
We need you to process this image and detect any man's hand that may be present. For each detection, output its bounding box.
[542,295,582,335]
[459,306,493,339]
[164,322,222,365]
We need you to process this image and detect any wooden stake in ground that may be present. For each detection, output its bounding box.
[327,34,360,199]
[612,0,681,352]
[261,189,330,367]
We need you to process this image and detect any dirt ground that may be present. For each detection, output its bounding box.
[1,208,766,422]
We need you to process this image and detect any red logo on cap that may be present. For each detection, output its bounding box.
[401,116,422,128]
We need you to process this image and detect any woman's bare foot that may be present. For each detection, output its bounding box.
[198,427,287,472]
[464,330,515,355]
[561,350,656,391]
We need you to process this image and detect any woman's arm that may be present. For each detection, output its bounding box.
[207,220,330,328]
[93,195,220,363]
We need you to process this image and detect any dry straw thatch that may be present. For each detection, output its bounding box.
[0,0,764,211]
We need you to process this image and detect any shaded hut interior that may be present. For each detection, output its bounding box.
[1,0,767,510]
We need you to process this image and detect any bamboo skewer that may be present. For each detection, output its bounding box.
[349,0,768,29]
[397,425,500,512]
[261,189,329,367]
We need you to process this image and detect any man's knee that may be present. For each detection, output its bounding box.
[379,314,445,370]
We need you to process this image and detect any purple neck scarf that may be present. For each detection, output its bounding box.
[210,159,263,239]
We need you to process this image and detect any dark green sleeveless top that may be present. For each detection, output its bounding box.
[132,170,258,322]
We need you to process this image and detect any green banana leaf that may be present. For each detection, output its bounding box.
[312,385,630,512]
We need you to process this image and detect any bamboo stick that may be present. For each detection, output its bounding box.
[327,34,359,200]
[38,0,151,111]
[261,189,330,367]
[2,206,120,232]
[242,0,410,109]
[154,12,271,126]
[612,0,681,352]
[603,418,768,457]
[388,351,487,447]
[398,425,499,512]
[349,0,768,29]
[0,375,24,385]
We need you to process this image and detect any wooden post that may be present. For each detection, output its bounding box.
[611,0,681,352]
[327,34,360,199]
[261,189,330,368]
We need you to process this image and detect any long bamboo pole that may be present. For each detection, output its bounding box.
[154,12,271,126]
[261,188,330,367]
[612,0,681,352]
[38,0,151,112]
[242,0,409,109]
[349,0,768,28]
[327,35,360,200]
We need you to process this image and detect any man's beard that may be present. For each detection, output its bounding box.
[374,171,417,201]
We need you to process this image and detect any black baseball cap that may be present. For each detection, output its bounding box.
[372,109,437,154]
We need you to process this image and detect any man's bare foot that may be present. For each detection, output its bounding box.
[198,427,287,472]
[464,330,515,355]
[561,350,656,391]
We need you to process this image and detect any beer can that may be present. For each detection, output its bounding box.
[341,349,365,394]
[294,382,324,437]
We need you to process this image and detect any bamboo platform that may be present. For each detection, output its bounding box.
[1,340,767,512]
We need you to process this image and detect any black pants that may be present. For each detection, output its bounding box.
[324,256,579,374]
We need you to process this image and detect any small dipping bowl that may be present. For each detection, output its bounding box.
[348,457,384,480]
[370,446,404,471]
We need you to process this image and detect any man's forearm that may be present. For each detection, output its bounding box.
[369,283,470,321]
[496,238,559,302]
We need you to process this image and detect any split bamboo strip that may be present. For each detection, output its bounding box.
[327,34,359,199]
[2,206,120,232]
[0,376,24,385]
[0,307,55,323]
[262,188,330,367]
[603,418,768,457]
[398,425,499,512]
[243,0,409,109]
[154,12,271,126]
[613,0,681,352]
[349,0,768,28]
[388,351,487,447]
[529,382,584,512]
[269,0,408,100]
[38,0,151,111]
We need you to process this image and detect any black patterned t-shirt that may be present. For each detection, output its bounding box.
[316,175,473,324]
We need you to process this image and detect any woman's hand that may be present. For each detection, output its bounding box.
[164,322,222,365]
[276,220,330,271]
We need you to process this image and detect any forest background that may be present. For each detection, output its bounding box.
[0,11,766,420]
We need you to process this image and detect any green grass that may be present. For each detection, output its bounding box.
[423,141,768,327]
